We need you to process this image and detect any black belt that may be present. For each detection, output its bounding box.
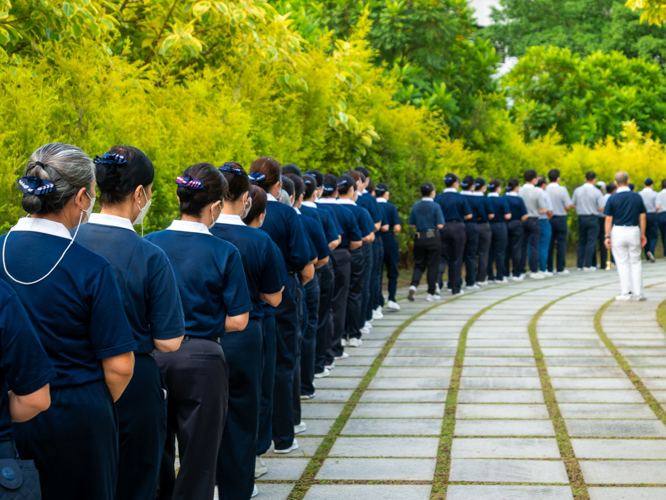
[579,214,597,217]
[446,220,463,224]
[614,224,639,227]
[184,335,220,344]
[415,230,437,239]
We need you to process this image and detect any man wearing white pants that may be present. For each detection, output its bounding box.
[604,171,647,301]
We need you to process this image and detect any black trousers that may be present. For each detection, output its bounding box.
[346,248,365,339]
[488,222,507,281]
[372,235,384,310]
[116,354,167,500]
[464,222,479,286]
[476,222,492,282]
[577,215,599,268]
[548,215,568,272]
[272,274,301,450]
[315,262,334,374]
[411,235,441,294]
[594,217,613,268]
[360,242,374,324]
[15,380,118,500]
[257,314,276,456]
[439,222,466,294]
[646,212,659,256]
[382,234,400,302]
[301,275,320,396]
[327,248,351,365]
[156,337,228,500]
[659,213,666,257]
[521,217,540,273]
[217,320,263,500]
[505,219,524,277]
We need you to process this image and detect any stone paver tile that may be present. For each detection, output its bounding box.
[333,356,375,366]
[258,459,310,480]
[446,485,574,500]
[539,333,601,339]
[643,379,666,390]
[264,437,323,457]
[449,459,569,483]
[459,377,542,389]
[580,461,666,484]
[301,419,335,436]
[301,404,344,419]
[455,404,549,419]
[555,390,644,403]
[463,357,536,366]
[539,340,606,347]
[457,390,545,403]
[455,420,555,436]
[566,420,666,437]
[549,378,635,390]
[392,340,458,347]
[358,340,387,348]
[544,357,619,366]
[304,485,432,500]
[314,378,362,389]
[559,404,656,419]
[398,333,460,340]
[360,332,392,340]
[462,367,539,377]
[546,367,626,378]
[467,333,530,339]
[347,347,381,357]
[451,438,561,458]
[303,390,353,403]
[572,439,666,459]
[315,458,436,480]
[624,357,666,366]
[615,340,666,347]
[633,368,666,378]
[351,403,445,419]
[329,437,439,457]
[465,348,535,356]
[466,340,532,347]
[252,483,294,500]
[369,378,450,389]
[328,366,369,377]
[381,357,455,367]
[541,348,611,357]
[620,348,666,356]
[588,487,666,499]
[360,390,447,403]
[376,367,452,378]
[387,348,457,357]
[341,418,441,436]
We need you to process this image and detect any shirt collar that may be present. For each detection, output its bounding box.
[421,197,434,202]
[617,186,630,193]
[506,192,518,197]
[376,198,387,203]
[444,188,458,193]
[461,191,472,196]
[583,182,595,188]
[266,193,278,202]
[488,193,499,197]
[302,201,317,208]
[13,217,72,240]
[473,191,483,196]
[362,189,368,194]
[166,220,212,235]
[88,213,136,232]
[643,187,653,191]
[216,213,246,226]
[317,198,337,204]
[293,207,302,214]
[337,198,356,205]
[522,184,534,189]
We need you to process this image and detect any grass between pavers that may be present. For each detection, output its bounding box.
[657,297,666,333]
[284,299,452,500]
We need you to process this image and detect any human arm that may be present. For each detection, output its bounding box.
[521,214,529,222]
[437,224,444,229]
[362,232,375,243]
[102,352,135,402]
[259,288,283,307]
[316,257,329,268]
[350,240,362,251]
[9,385,51,422]
[329,236,341,251]
[381,224,389,232]
[374,222,381,231]
[153,338,183,352]
[504,213,511,220]
[604,216,613,249]
[300,262,316,284]
[225,312,250,332]
[640,213,647,248]
[394,224,402,233]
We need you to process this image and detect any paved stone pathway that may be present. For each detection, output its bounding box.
[252,265,666,500]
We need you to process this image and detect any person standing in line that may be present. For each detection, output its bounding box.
[487,179,511,283]
[572,171,604,271]
[518,169,547,279]
[604,171,647,301]
[658,180,666,258]
[408,182,445,302]
[596,182,617,269]
[366,179,388,318]
[375,182,402,311]
[460,175,485,290]
[536,175,554,276]
[504,178,529,281]
[434,174,472,297]
[546,169,573,275]
[75,146,185,500]
[640,178,660,262]
[473,177,494,286]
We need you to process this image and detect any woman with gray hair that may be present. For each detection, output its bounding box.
[0,142,136,500]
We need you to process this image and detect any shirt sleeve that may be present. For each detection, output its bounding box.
[564,188,573,206]
[485,198,495,216]
[462,197,472,217]
[519,199,528,216]
[287,211,312,272]
[347,211,362,242]
[146,254,186,341]
[537,192,546,210]
[222,248,253,317]
[390,205,401,227]
[359,210,374,237]
[260,239,284,295]
[0,293,56,396]
[320,211,340,244]
[272,242,290,299]
[435,204,445,226]
[604,197,613,216]
[87,264,137,359]
[639,197,647,214]
[409,206,416,226]
[572,189,578,206]
[546,193,553,211]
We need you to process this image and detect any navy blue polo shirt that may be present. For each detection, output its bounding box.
[409,199,445,232]
[358,192,383,226]
[0,219,136,389]
[146,221,252,338]
[260,197,311,273]
[76,215,186,355]
[505,194,528,221]
[298,209,331,260]
[263,241,290,321]
[435,190,472,222]
[378,201,401,235]
[316,200,362,248]
[478,195,495,222]
[462,192,486,224]
[488,195,511,223]
[301,203,339,244]
[0,281,55,441]
[604,189,647,226]
[340,201,374,238]
[211,216,284,320]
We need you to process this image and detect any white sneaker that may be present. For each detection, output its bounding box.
[348,338,363,347]
[467,284,480,290]
[616,294,632,301]
[435,284,440,294]
[294,421,307,434]
[274,439,299,454]
[386,300,401,311]
[583,266,597,272]
[341,338,348,347]
[519,273,526,280]
[300,393,315,400]
[255,456,267,478]
[511,275,524,282]
[324,362,335,369]
[426,294,441,302]
[530,271,545,280]
[364,321,373,329]
[557,269,570,275]
[252,484,259,498]
[373,307,384,320]
[543,271,553,277]
[447,288,452,293]
[314,368,330,379]
[360,327,370,334]
[634,294,647,301]
[577,267,583,271]
[476,280,489,286]
[498,277,509,284]
[407,286,416,301]
[334,352,349,360]
[453,289,465,296]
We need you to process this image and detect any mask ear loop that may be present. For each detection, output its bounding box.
[3,210,84,285]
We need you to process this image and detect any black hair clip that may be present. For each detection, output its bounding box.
[249,172,266,183]
[323,184,335,193]
[94,152,127,166]
[220,164,244,176]
[18,176,56,197]
[175,174,203,190]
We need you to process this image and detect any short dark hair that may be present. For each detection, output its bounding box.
[302,174,317,200]
[250,157,281,191]
[585,171,596,182]
[286,174,304,200]
[444,173,458,188]
[536,175,547,188]
[662,179,666,191]
[281,175,294,197]
[461,175,475,191]
[219,162,250,202]
[345,170,363,183]
[355,166,370,178]
[337,174,355,195]
[177,163,227,216]
[367,178,375,193]
[524,169,537,183]
[97,145,155,207]
[322,174,338,198]
[629,183,635,191]
[306,170,324,187]
[548,169,560,183]
[243,185,267,225]
[420,182,435,197]
[375,182,388,196]
[507,178,520,191]
[645,178,654,186]
[607,182,617,194]
[489,178,501,192]
[282,164,302,176]
[474,177,486,191]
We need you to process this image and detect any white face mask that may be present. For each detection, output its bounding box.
[133,187,152,228]
[209,203,220,229]
[241,194,252,219]
[83,192,95,224]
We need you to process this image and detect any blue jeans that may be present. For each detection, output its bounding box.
[539,219,551,271]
